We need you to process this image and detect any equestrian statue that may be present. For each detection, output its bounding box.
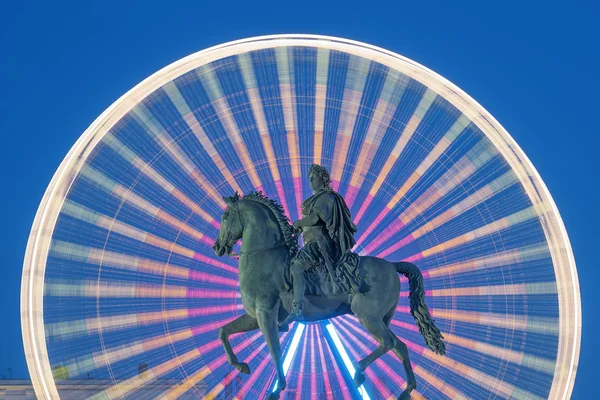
[212,164,445,400]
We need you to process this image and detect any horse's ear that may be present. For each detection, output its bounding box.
[222,193,240,206]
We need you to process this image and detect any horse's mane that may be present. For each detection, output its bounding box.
[241,191,298,256]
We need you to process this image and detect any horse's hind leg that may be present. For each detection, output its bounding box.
[389,331,417,400]
[219,314,258,374]
[384,307,417,399]
[353,316,395,388]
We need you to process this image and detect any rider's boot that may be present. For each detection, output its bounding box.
[279,300,304,326]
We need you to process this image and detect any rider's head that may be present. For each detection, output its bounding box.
[309,164,331,192]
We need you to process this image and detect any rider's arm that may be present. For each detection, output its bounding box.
[295,194,333,227]
[295,213,320,227]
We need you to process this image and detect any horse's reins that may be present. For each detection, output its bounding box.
[224,201,288,258]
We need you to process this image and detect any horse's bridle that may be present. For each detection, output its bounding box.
[223,201,243,258]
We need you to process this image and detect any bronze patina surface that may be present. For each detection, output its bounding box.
[213,164,445,400]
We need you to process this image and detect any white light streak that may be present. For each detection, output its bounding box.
[272,323,306,391]
[326,323,371,400]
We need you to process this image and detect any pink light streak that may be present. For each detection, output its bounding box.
[315,326,334,398]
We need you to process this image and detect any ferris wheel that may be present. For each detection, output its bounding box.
[21,35,580,399]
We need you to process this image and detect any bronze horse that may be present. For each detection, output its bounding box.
[212,192,445,400]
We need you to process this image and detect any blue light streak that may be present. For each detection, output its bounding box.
[326,323,371,400]
[271,323,305,392]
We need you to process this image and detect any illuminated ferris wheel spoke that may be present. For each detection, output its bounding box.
[128,104,227,207]
[352,112,471,234]
[207,336,272,398]
[101,133,220,227]
[324,323,372,399]
[44,279,240,299]
[76,166,214,242]
[372,170,520,258]
[413,306,560,335]
[157,330,268,399]
[49,240,239,285]
[342,312,545,399]
[397,280,558,299]
[320,327,356,398]
[237,53,293,218]
[58,198,221,257]
[45,302,246,341]
[259,48,306,218]
[445,331,555,375]
[309,327,318,396]
[422,242,550,280]
[329,56,371,188]
[161,81,245,195]
[88,337,224,400]
[411,364,467,400]
[387,315,556,375]
[354,88,438,225]
[61,321,221,378]
[312,48,329,166]
[401,206,540,263]
[426,281,557,297]
[307,326,325,397]
[234,331,290,399]
[384,114,470,201]
[333,318,428,399]
[383,140,499,231]
[336,315,510,400]
[314,326,334,397]
[22,36,579,400]
[345,71,410,209]
[355,119,472,252]
[294,323,310,397]
[196,65,265,192]
[275,47,305,217]
[330,318,420,399]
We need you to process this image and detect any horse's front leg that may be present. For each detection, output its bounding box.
[256,307,286,399]
[219,313,259,374]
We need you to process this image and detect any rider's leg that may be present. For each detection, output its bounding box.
[279,261,306,325]
[292,261,306,305]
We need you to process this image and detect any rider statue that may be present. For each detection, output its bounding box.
[281,164,359,325]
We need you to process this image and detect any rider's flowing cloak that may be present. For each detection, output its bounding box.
[301,188,357,253]
[294,188,363,296]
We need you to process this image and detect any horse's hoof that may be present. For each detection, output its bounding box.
[234,362,250,374]
[278,323,289,332]
[277,380,286,391]
[397,385,414,400]
[397,392,411,400]
[267,392,280,400]
[278,316,295,326]
[354,370,365,387]
[279,309,303,326]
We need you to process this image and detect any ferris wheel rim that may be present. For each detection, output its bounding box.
[21,34,580,400]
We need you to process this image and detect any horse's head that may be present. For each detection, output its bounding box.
[213,192,243,257]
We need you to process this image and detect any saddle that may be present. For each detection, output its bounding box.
[285,251,364,296]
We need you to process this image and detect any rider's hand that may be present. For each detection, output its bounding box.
[291,220,301,235]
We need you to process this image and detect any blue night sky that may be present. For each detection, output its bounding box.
[1,0,598,397]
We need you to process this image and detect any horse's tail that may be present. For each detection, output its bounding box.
[395,261,446,355]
